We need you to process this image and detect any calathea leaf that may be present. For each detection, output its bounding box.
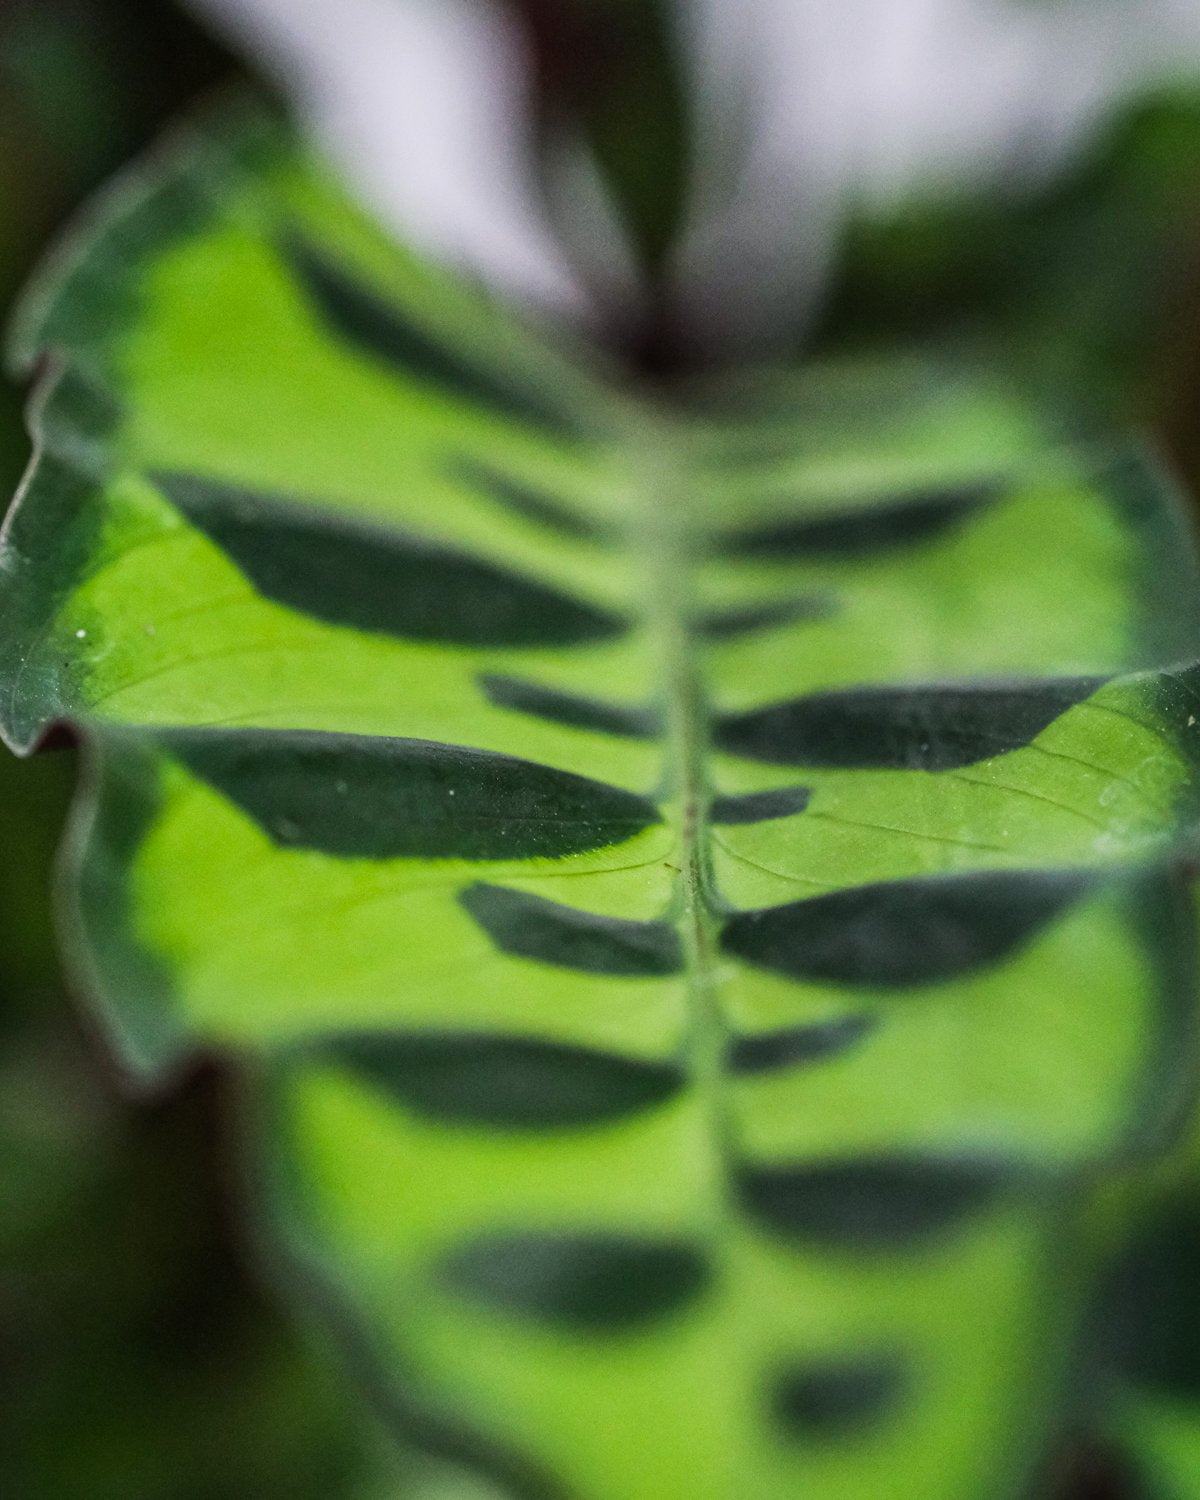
[5,95,1200,1500]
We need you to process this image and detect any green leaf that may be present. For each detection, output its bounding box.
[6,94,1200,1498]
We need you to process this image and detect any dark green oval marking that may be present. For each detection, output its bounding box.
[154,471,625,648]
[460,883,682,977]
[281,230,577,435]
[736,1157,1013,1249]
[1108,1198,1200,1397]
[716,676,1106,770]
[452,458,609,543]
[479,674,657,739]
[711,786,811,825]
[324,1032,685,1129]
[728,1016,875,1075]
[161,729,661,861]
[441,1231,709,1330]
[769,1356,907,1439]
[699,594,835,641]
[722,869,1093,988]
[721,480,1001,559]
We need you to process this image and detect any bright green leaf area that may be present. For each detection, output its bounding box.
[7,96,1200,1498]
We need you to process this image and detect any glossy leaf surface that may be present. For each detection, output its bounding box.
[6,98,1200,1499]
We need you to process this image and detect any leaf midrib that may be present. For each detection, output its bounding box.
[632,415,730,1220]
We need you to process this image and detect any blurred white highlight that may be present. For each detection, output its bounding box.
[185,0,594,315]
[677,0,1200,350]
[185,0,1200,347]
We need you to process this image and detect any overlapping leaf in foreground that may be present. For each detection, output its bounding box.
[7,97,1200,1498]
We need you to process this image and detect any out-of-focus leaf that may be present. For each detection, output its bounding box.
[817,89,1200,421]
[513,0,691,298]
[0,0,232,294]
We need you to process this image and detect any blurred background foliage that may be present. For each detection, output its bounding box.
[3,3,1200,1498]
[815,90,1200,465]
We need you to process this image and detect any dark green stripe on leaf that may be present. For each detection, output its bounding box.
[441,1232,708,1330]
[769,1356,906,1439]
[699,594,835,641]
[722,870,1092,988]
[720,481,1000,560]
[716,677,1105,770]
[737,1158,1012,1249]
[1109,1198,1200,1398]
[281,231,576,434]
[460,884,682,976]
[155,472,625,648]
[711,786,812,825]
[479,674,657,738]
[728,1016,875,1075]
[325,1032,684,1129]
[452,459,609,543]
[161,729,660,860]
